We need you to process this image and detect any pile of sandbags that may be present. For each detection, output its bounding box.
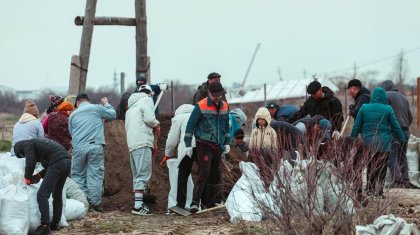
[407,135,420,187]
[0,152,87,235]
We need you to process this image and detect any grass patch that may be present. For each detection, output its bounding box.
[0,139,11,152]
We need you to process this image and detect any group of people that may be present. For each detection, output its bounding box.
[6,70,415,233]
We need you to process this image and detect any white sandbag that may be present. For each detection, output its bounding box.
[65,199,86,221]
[355,214,420,235]
[166,159,193,209]
[27,181,68,233]
[408,172,420,188]
[407,149,419,172]
[236,162,266,194]
[65,177,89,213]
[0,184,29,235]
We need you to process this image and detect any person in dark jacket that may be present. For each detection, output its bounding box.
[288,80,344,131]
[351,87,405,198]
[14,138,71,235]
[47,101,74,151]
[346,79,371,119]
[135,75,168,114]
[185,81,230,213]
[381,80,413,187]
[192,72,227,105]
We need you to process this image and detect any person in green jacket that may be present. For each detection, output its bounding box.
[192,72,227,105]
[351,87,405,198]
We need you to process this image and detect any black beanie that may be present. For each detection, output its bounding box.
[307,81,321,95]
[234,128,245,138]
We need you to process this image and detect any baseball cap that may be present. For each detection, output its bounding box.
[345,79,362,89]
[74,92,89,108]
[265,101,278,109]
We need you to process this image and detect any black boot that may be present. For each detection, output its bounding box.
[50,221,60,231]
[31,225,51,235]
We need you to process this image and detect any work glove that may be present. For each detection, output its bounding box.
[160,155,170,166]
[223,145,230,154]
[185,147,193,157]
[158,83,168,91]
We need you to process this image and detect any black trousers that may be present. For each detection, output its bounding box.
[38,158,71,225]
[366,152,389,196]
[176,148,196,208]
[191,141,222,209]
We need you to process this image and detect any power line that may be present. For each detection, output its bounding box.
[322,46,420,75]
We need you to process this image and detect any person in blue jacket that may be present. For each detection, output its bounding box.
[351,87,405,198]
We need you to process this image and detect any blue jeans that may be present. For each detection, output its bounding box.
[71,145,104,206]
[388,130,410,183]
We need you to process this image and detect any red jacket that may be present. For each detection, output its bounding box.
[48,111,72,150]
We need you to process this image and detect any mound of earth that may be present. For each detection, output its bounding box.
[103,113,174,213]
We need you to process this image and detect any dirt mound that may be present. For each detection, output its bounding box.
[103,113,174,213]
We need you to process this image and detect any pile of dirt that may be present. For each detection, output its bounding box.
[102,113,174,213]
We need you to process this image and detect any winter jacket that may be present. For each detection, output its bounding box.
[250,107,278,151]
[349,87,371,119]
[229,108,247,140]
[380,80,413,130]
[47,111,72,150]
[351,87,405,152]
[10,113,44,156]
[275,104,299,121]
[69,101,116,149]
[14,138,69,180]
[125,92,160,152]
[288,86,344,131]
[185,96,230,151]
[192,82,227,105]
[165,104,196,165]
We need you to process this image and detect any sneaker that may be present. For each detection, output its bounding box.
[190,204,199,214]
[31,225,51,235]
[132,204,152,216]
[89,204,104,213]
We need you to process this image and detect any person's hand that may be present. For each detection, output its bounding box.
[332,130,341,140]
[185,147,193,157]
[160,155,170,166]
[24,178,31,185]
[100,97,109,105]
[348,104,355,116]
[223,145,230,154]
[158,83,168,91]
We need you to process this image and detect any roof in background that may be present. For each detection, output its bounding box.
[227,77,339,104]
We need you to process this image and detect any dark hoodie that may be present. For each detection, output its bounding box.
[349,87,371,119]
[288,86,344,131]
[380,80,413,130]
[14,138,69,180]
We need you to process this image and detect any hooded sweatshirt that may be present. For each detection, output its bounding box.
[380,80,413,130]
[165,104,196,165]
[125,92,160,152]
[10,113,44,156]
[351,87,405,152]
[250,107,277,151]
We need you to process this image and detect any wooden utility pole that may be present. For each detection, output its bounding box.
[417,77,420,127]
[135,0,149,82]
[69,0,149,95]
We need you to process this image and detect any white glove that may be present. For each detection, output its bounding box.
[185,147,193,157]
[223,145,230,154]
[158,83,168,91]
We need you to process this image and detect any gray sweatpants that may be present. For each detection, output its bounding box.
[130,147,152,191]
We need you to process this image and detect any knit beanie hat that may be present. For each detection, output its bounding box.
[23,100,39,117]
[57,101,74,112]
[234,128,245,139]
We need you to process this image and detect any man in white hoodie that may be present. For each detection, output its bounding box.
[125,85,160,215]
[164,104,195,212]
[10,100,44,156]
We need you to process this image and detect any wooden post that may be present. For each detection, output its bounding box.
[171,81,175,113]
[68,55,81,96]
[120,72,125,94]
[135,0,149,82]
[78,0,97,93]
[75,16,136,26]
[417,77,420,127]
[264,83,267,105]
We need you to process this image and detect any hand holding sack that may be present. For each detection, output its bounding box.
[185,147,193,158]
[223,145,230,154]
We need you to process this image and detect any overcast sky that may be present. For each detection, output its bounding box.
[1,0,419,91]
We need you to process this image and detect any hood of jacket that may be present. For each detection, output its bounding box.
[381,80,398,92]
[230,108,247,126]
[370,87,388,105]
[19,113,38,123]
[175,104,194,117]
[321,86,334,99]
[255,107,271,128]
[127,92,150,108]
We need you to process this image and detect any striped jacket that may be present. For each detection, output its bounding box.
[184,96,229,151]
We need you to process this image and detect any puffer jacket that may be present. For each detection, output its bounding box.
[11,113,44,156]
[250,107,277,151]
[380,80,413,130]
[351,87,405,152]
[288,86,343,131]
[125,92,160,152]
[165,104,196,165]
[185,96,230,151]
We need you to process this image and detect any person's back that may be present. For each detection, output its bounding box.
[381,80,412,129]
[11,100,44,156]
